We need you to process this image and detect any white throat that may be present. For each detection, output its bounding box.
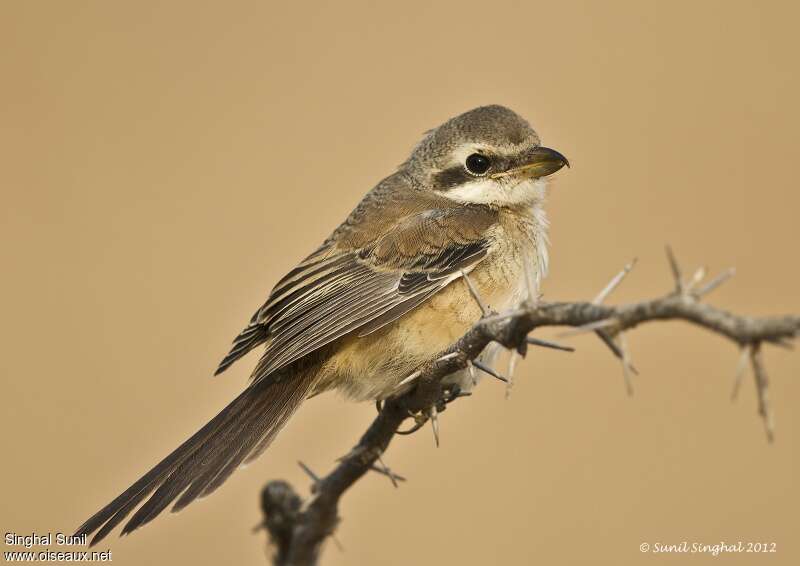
[439,177,548,207]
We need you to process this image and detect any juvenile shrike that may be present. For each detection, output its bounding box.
[77,104,568,544]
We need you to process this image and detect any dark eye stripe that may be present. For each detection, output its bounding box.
[432,166,473,190]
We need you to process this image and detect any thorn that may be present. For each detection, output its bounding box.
[397,370,422,388]
[369,465,399,487]
[694,268,736,298]
[372,455,405,487]
[481,307,527,325]
[429,405,440,447]
[619,332,635,396]
[298,461,321,488]
[331,534,345,552]
[730,345,751,401]
[526,336,575,352]
[592,258,638,304]
[508,351,519,377]
[749,343,775,443]
[468,362,478,386]
[436,352,460,363]
[558,318,617,338]
[595,330,639,375]
[523,255,538,304]
[665,245,684,294]
[684,266,707,295]
[461,270,489,316]
[596,329,622,357]
[506,350,519,399]
[472,359,508,383]
[767,338,794,350]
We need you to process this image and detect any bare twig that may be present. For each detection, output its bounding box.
[258,253,799,565]
[259,481,303,566]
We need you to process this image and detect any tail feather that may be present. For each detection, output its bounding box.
[75,391,250,544]
[169,398,265,512]
[171,380,301,512]
[76,371,316,546]
[194,406,284,498]
[89,496,143,545]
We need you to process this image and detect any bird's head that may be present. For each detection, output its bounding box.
[405,105,568,207]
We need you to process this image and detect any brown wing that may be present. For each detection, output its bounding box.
[216,203,497,383]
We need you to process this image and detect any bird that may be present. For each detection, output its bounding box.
[75,104,569,545]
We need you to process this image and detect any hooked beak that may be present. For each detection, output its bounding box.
[491,146,570,180]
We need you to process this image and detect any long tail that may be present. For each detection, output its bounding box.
[75,370,316,546]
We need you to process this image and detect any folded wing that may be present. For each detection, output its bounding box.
[216,205,497,383]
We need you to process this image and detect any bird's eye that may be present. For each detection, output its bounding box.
[465,153,491,176]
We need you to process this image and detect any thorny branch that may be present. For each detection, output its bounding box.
[257,249,799,565]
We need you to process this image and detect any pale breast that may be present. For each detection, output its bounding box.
[317,208,547,401]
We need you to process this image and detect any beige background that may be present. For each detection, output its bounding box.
[1,1,798,565]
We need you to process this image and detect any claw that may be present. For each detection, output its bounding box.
[396,411,428,435]
[396,420,426,435]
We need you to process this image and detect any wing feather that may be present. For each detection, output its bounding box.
[215,204,497,381]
